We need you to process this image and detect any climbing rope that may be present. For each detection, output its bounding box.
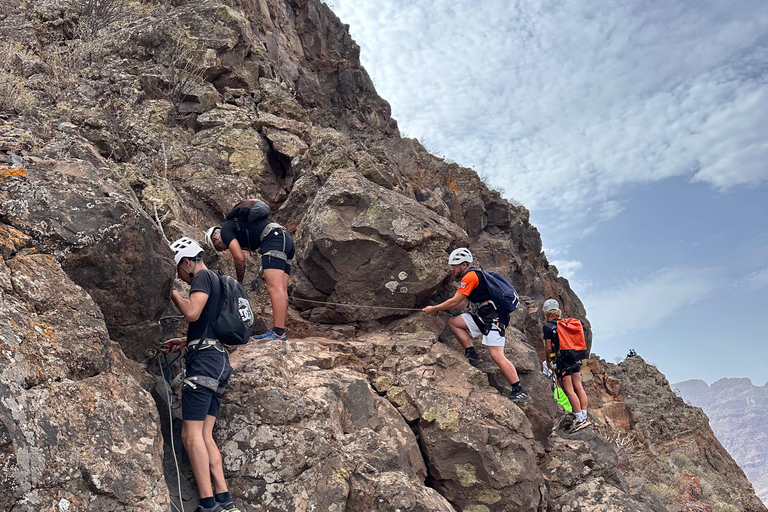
[155,352,185,512]
[289,295,424,312]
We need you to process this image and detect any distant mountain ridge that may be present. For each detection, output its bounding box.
[674,378,768,506]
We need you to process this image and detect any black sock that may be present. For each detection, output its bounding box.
[510,381,522,391]
[273,327,285,335]
[199,497,216,508]
[464,347,478,358]
[215,492,231,504]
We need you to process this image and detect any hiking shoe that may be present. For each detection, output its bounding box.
[508,389,532,402]
[253,330,287,341]
[467,354,483,367]
[217,500,242,512]
[570,418,592,433]
[195,504,223,512]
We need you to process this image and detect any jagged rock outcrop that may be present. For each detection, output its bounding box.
[0,229,167,511]
[584,356,767,512]
[0,0,764,510]
[674,378,768,507]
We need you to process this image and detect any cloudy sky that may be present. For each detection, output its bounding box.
[331,0,768,385]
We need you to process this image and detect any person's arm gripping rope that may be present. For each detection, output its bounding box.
[422,291,468,315]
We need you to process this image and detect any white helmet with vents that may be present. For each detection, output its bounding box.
[170,237,203,266]
[448,247,473,265]
[204,226,221,249]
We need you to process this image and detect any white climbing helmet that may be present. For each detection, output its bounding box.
[170,237,203,266]
[204,226,221,249]
[542,299,560,313]
[448,247,473,265]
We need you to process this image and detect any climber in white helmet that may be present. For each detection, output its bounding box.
[162,237,241,512]
[423,247,531,402]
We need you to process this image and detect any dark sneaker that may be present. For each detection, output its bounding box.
[195,504,223,512]
[508,389,532,402]
[217,500,242,512]
[467,354,484,367]
[570,418,592,433]
[253,330,288,341]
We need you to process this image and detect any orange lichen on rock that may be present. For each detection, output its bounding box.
[0,167,26,180]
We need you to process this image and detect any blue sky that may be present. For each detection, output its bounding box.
[331,0,768,385]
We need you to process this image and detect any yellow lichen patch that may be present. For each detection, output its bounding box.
[471,487,501,504]
[331,468,349,484]
[464,506,490,512]
[456,463,478,487]
[422,404,460,432]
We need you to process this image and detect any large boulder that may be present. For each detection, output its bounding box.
[0,246,167,511]
[216,338,455,512]
[349,333,547,512]
[294,169,467,323]
[0,160,174,360]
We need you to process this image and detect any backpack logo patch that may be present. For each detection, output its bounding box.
[238,297,254,325]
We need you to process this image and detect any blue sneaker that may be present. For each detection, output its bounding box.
[253,330,288,341]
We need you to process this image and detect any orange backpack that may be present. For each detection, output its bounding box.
[556,318,587,352]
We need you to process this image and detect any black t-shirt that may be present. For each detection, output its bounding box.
[186,269,221,342]
[219,218,273,251]
[543,320,559,352]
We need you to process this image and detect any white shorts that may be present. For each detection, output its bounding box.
[461,313,505,347]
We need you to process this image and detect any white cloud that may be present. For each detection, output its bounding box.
[733,268,768,292]
[549,260,582,281]
[333,0,768,227]
[550,259,592,293]
[584,267,720,340]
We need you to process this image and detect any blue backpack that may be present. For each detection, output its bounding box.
[470,268,520,321]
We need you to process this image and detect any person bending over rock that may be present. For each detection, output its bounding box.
[422,247,532,402]
[542,299,591,432]
[205,207,295,342]
[163,237,241,512]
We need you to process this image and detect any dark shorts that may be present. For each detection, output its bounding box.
[181,345,232,421]
[556,350,583,378]
[261,230,295,275]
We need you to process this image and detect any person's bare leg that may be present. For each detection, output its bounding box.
[182,419,214,499]
[263,268,287,330]
[561,375,582,412]
[448,315,473,349]
[487,346,521,385]
[203,415,228,494]
[571,371,588,411]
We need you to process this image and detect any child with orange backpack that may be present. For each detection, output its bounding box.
[543,299,591,432]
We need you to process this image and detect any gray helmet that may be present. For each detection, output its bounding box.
[170,237,203,266]
[448,247,473,265]
[542,299,560,313]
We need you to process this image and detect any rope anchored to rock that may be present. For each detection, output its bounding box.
[289,295,424,311]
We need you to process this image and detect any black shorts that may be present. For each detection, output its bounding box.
[556,350,583,378]
[181,346,232,421]
[260,230,295,275]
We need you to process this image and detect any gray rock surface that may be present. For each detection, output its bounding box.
[0,0,763,510]
[0,237,167,511]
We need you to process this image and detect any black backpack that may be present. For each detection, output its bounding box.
[207,270,254,345]
[225,199,270,224]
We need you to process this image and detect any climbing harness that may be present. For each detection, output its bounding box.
[183,375,227,394]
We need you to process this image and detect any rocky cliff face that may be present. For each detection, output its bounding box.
[0,0,763,510]
[674,378,768,507]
